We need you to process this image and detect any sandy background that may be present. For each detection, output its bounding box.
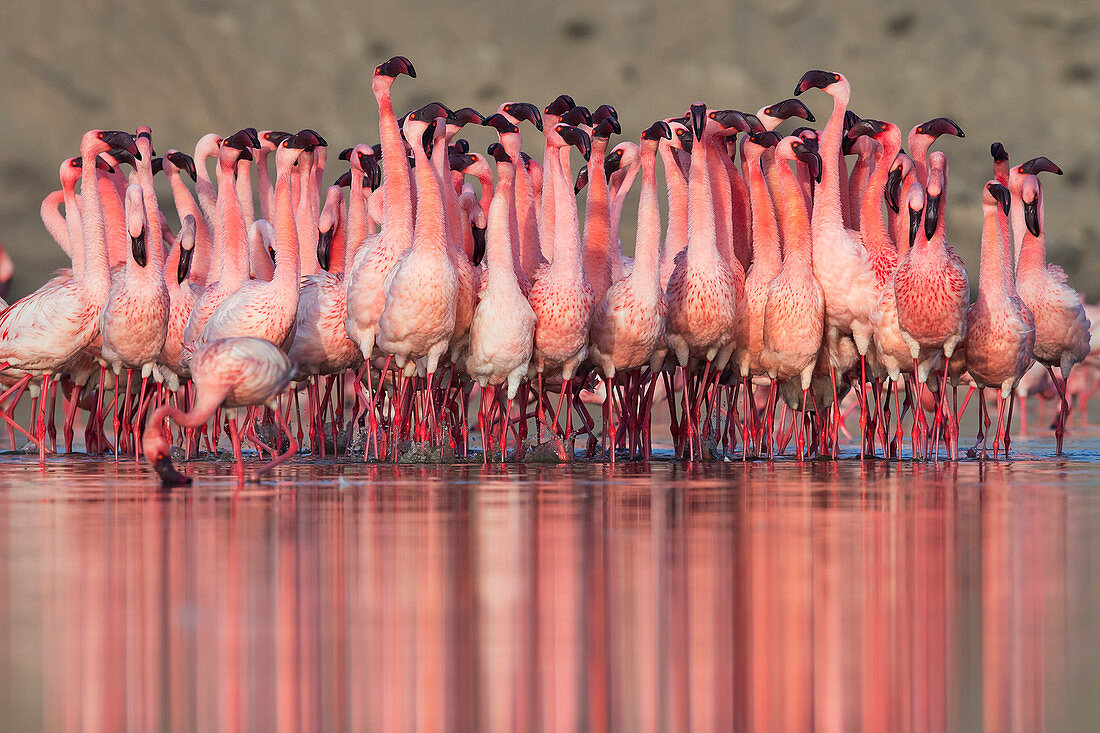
[1,0,1098,300]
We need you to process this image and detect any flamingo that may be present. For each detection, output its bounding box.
[1010,164,1091,453]
[664,104,739,458]
[180,131,257,359]
[196,131,314,352]
[759,136,825,459]
[894,152,969,458]
[588,121,671,460]
[159,149,212,286]
[965,182,1035,458]
[99,183,170,456]
[465,143,536,461]
[344,56,416,366]
[143,337,296,484]
[376,106,458,447]
[0,130,137,455]
[794,70,879,450]
[526,123,594,448]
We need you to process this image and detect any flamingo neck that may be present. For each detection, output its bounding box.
[1017,190,1048,275]
[215,162,249,289]
[686,135,721,269]
[273,161,302,291]
[97,174,127,268]
[79,147,111,302]
[658,144,689,282]
[812,91,849,232]
[296,155,320,276]
[167,172,212,285]
[583,136,614,301]
[257,148,275,222]
[549,146,583,281]
[538,135,558,262]
[745,151,781,276]
[861,135,902,254]
[235,158,255,233]
[411,146,447,255]
[978,202,1011,297]
[609,161,639,236]
[485,163,521,297]
[775,155,813,269]
[346,168,368,268]
[630,145,662,289]
[376,85,414,248]
[704,141,735,268]
[61,181,84,274]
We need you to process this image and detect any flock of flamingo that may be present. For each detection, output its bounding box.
[0,57,1096,485]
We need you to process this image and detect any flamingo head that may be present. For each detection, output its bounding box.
[500,102,543,131]
[260,130,292,154]
[574,164,588,193]
[552,124,591,161]
[886,153,914,213]
[984,181,1011,217]
[794,70,848,99]
[1021,175,1042,236]
[759,98,815,129]
[143,421,192,487]
[906,182,926,249]
[124,184,148,267]
[177,215,196,285]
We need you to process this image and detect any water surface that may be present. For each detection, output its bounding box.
[1,436,1099,732]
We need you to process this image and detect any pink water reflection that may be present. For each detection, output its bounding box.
[1,459,1096,731]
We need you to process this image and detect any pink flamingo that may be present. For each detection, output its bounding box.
[465,144,536,461]
[0,130,137,455]
[158,215,198,388]
[526,123,594,447]
[794,70,879,449]
[180,131,256,359]
[894,152,969,458]
[143,337,296,484]
[965,182,1035,458]
[759,136,825,459]
[664,104,739,457]
[344,56,416,366]
[196,132,314,352]
[376,107,457,446]
[581,112,621,306]
[99,183,170,456]
[657,122,691,289]
[588,121,671,460]
[494,101,546,281]
[537,95,579,264]
[159,149,212,287]
[1010,164,1091,453]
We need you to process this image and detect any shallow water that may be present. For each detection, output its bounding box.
[1,434,1099,732]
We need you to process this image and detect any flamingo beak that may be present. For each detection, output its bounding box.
[1024,196,1040,236]
[886,166,902,213]
[131,229,148,268]
[317,228,333,271]
[924,194,941,240]
[152,454,192,487]
[177,244,194,285]
[471,226,486,266]
[910,206,924,249]
[689,103,707,142]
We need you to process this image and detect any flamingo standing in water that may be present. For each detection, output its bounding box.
[0,130,138,456]
[526,123,593,449]
[894,152,969,458]
[588,121,672,460]
[965,182,1035,458]
[794,70,879,452]
[197,132,314,352]
[759,136,825,459]
[664,104,739,458]
[1009,163,1091,453]
[99,183,169,457]
[143,337,296,484]
[376,107,457,449]
[465,143,536,461]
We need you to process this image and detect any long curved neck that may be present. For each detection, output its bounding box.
[686,134,720,269]
[1017,189,1047,275]
[42,190,72,257]
[811,90,849,233]
[775,155,813,269]
[538,133,558,262]
[296,153,320,276]
[549,145,583,280]
[411,144,447,255]
[609,162,639,237]
[432,132,464,259]
[215,161,249,288]
[630,143,662,288]
[910,139,931,188]
[98,174,128,269]
[1008,180,1028,268]
[724,147,753,273]
[486,163,521,295]
[60,185,84,273]
[376,83,415,250]
[136,159,167,279]
[658,144,689,283]
[273,161,302,291]
[511,150,542,276]
[346,170,368,270]
[79,146,110,302]
[704,141,735,268]
[860,136,901,253]
[745,151,781,276]
[890,176,916,256]
[257,148,275,222]
[166,171,213,285]
[235,158,255,235]
[848,145,875,231]
[195,151,218,228]
[978,202,1010,297]
[583,136,613,301]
